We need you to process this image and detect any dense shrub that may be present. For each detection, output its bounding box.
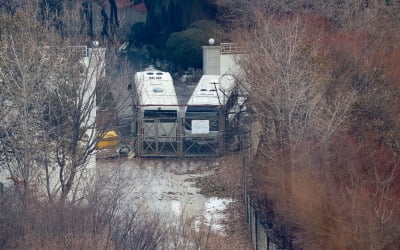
[165,28,206,67]
[165,20,224,67]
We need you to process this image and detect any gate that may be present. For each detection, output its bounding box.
[137,117,180,157]
[134,106,228,157]
[181,116,222,157]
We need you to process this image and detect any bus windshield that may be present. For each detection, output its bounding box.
[144,110,177,122]
[185,106,219,131]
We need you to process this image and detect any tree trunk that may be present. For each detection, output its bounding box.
[101,7,109,37]
[109,0,118,35]
[88,2,93,38]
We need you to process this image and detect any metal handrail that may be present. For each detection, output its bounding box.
[43,45,88,57]
[220,43,244,54]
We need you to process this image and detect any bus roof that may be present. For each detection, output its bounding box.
[134,69,178,106]
[187,74,236,106]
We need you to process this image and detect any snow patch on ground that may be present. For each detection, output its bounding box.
[97,159,237,236]
[97,159,212,222]
[196,197,233,236]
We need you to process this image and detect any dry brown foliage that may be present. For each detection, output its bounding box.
[229,6,400,250]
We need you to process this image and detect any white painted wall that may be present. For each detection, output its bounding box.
[75,47,107,197]
[202,45,241,76]
[202,46,220,75]
[220,53,241,76]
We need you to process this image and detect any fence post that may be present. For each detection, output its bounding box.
[177,116,182,157]
[240,121,251,223]
[219,107,225,156]
[255,209,258,250]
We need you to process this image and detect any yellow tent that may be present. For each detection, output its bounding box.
[97,130,119,149]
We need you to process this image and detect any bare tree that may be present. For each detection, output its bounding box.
[109,0,119,34]
[215,0,400,31]
[0,0,28,15]
[0,11,53,200]
[228,5,400,249]
[0,4,130,202]
[235,13,350,161]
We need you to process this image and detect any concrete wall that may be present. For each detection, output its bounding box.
[247,205,280,250]
[220,53,241,76]
[202,44,241,76]
[202,46,220,75]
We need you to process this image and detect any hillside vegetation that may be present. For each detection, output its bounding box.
[218,1,400,249]
[0,1,399,249]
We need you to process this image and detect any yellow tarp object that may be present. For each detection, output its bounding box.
[97,130,118,149]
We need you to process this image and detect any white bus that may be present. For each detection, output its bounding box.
[184,74,238,144]
[134,67,179,142]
